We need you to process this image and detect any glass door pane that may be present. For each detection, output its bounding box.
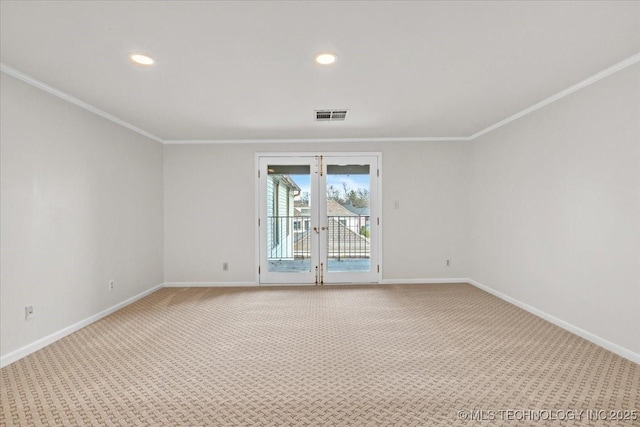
[259,156,318,285]
[325,164,371,273]
[320,156,379,284]
[266,165,311,273]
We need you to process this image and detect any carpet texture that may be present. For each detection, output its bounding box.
[1,284,639,426]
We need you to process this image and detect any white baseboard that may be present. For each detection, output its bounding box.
[5,279,636,368]
[164,279,468,287]
[0,283,164,368]
[467,279,640,365]
[381,278,469,285]
[163,281,257,287]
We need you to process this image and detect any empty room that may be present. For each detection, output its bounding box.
[1,1,639,425]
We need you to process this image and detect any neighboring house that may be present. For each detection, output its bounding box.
[294,199,370,260]
[326,199,369,259]
[267,174,300,260]
[327,199,360,236]
[293,202,311,235]
[293,202,312,259]
[341,200,371,235]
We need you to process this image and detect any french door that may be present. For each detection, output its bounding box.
[257,153,381,285]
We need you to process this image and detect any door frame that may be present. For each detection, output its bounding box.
[255,152,382,286]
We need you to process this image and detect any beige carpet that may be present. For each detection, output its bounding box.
[1,284,639,426]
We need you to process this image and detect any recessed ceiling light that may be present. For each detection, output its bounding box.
[314,52,337,65]
[129,53,155,66]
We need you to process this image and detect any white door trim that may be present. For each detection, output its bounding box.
[255,152,382,285]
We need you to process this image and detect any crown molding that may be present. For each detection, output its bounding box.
[468,52,640,140]
[0,63,164,144]
[163,136,470,144]
[3,52,638,145]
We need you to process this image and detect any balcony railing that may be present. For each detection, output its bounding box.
[267,215,370,260]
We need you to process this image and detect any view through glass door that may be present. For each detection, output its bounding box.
[258,154,380,284]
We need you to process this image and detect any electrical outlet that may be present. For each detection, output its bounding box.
[25,305,34,320]
[108,280,115,291]
[223,262,229,271]
[446,259,452,267]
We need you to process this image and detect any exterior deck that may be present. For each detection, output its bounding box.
[268,258,371,273]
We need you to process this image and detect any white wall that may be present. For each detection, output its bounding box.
[469,64,640,356]
[164,141,469,284]
[0,73,164,360]
[4,57,637,366]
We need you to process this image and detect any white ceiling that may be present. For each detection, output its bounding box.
[1,1,639,142]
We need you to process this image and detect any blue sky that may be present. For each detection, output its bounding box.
[290,174,369,200]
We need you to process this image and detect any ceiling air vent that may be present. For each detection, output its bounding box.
[316,110,348,122]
